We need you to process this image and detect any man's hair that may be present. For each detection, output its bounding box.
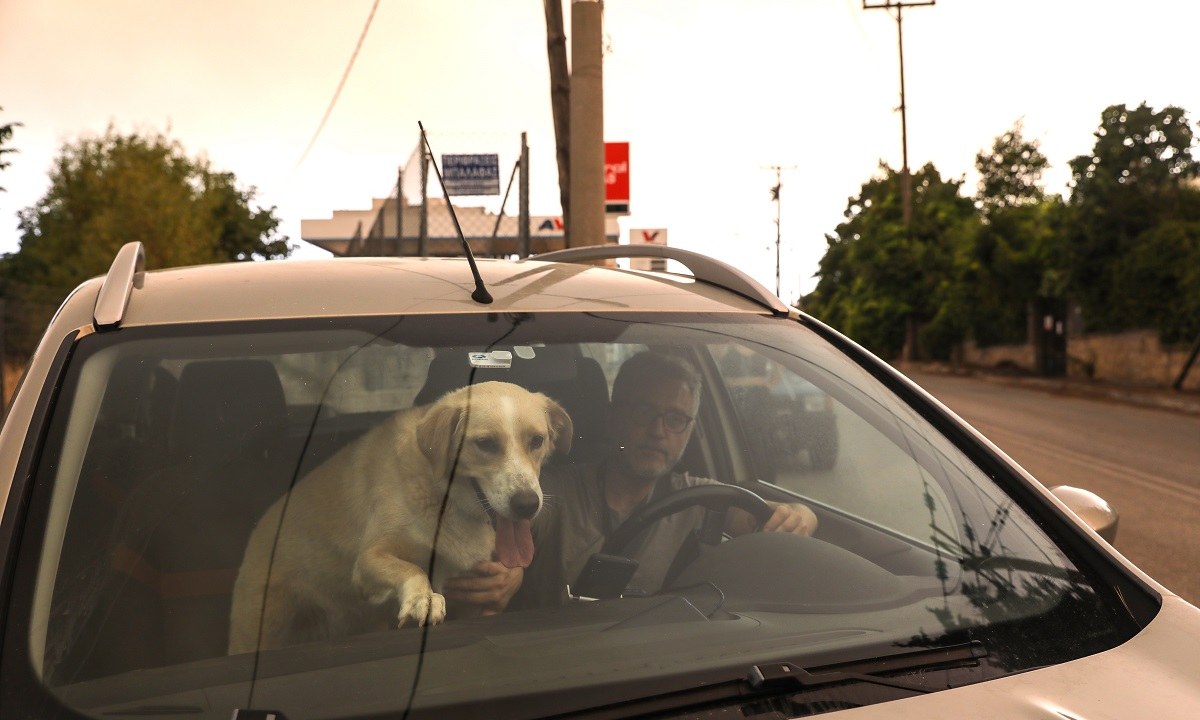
[612,351,702,407]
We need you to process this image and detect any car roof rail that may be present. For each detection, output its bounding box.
[532,244,790,315]
[93,241,145,331]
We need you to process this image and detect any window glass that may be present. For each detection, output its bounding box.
[712,347,959,544]
[15,313,1143,720]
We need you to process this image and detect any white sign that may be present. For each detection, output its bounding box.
[441,154,500,196]
[630,228,667,271]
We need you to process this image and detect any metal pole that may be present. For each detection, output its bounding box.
[764,164,794,299]
[419,147,429,257]
[395,166,403,256]
[773,166,783,297]
[896,4,911,228]
[1174,331,1200,390]
[776,179,781,298]
[519,132,531,257]
[491,160,520,242]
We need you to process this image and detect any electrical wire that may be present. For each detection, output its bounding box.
[291,0,382,175]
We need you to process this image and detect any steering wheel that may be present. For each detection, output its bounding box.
[601,484,775,556]
[568,484,774,601]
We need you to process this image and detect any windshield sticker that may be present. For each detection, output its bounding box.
[513,345,537,360]
[468,350,513,369]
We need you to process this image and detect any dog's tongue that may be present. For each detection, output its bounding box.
[494,517,535,569]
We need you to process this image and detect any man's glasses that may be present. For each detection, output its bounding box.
[619,402,695,434]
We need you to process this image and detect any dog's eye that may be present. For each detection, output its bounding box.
[528,434,545,450]
[474,437,501,454]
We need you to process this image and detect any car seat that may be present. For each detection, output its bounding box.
[154,359,296,665]
[414,347,612,465]
[53,359,297,680]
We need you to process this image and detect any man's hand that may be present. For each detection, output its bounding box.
[442,561,523,616]
[728,501,818,537]
[762,502,818,536]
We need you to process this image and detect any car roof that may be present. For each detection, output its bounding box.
[62,251,787,332]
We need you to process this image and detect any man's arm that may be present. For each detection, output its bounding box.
[726,501,818,537]
[678,475,818,538]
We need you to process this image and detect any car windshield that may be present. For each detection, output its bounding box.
[21,311,1145,719]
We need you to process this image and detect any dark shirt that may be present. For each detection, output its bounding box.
[512,462,716,609]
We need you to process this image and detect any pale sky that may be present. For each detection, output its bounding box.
[2,0,1198,303]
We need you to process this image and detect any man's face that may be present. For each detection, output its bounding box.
[609,377,698,483]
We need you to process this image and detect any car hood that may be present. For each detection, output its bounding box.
[838,594,1200,719]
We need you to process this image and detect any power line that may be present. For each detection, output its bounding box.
[291,0,382,175]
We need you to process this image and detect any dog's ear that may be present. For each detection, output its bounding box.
[418,399,466,480]
[545,397,573,457]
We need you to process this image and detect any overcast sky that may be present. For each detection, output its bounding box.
[2,0,1198,302]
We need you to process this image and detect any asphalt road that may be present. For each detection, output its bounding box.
[904,370,1200,604]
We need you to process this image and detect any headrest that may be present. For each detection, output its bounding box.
[169,360,286,463]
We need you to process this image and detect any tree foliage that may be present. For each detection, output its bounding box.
[1114,220,1200,342]
[1065,103,1200,338]
[962,122,1066,347]
[974,119,1047,215]
[0,106,19,193]
[1,127,291,358]
[7,127,290,287]
[805,162,979,360]
[807,106,1200,362]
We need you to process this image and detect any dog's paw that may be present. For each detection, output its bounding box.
[397,579,446,627]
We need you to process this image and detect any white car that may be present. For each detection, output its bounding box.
[0,242,1194,719]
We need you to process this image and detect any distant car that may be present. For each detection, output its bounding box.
[0,242,1194,720]
[768,373,839,471]
[717,354,839,473]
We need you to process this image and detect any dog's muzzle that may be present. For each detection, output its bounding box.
[471,479,537,569]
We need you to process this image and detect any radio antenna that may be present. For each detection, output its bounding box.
[419,121,493,304]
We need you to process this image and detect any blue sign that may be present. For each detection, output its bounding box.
[441,154,501,196]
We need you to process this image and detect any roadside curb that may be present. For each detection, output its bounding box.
[899,362,1200,417]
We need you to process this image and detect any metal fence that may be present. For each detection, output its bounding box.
[332,131,616,259]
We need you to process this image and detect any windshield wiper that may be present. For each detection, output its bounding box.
[747,641,987,695]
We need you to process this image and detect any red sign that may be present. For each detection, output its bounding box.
[605,142,630,213]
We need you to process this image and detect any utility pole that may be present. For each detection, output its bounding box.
[863,0,933,229]
[864,0,933,362]
[568,0,605,247]
[765,164,795,298]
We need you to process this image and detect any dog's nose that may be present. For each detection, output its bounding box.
[509,490,540,520]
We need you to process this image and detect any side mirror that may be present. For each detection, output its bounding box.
[1050,485,1119,544]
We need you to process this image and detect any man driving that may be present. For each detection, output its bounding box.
[492,350,818,610]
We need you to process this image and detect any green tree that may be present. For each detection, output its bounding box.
[963,122,1068,347]
[201,170,291,261]
[0,106,19,192]
[1065,103,1199,333]
[806,162,979,360]
[1115,220,1200,342]
[1,127,291,358]
[974,119,1048,215]
[6,127,289,284]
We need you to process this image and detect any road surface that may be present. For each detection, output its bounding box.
[905,370,1200,604]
